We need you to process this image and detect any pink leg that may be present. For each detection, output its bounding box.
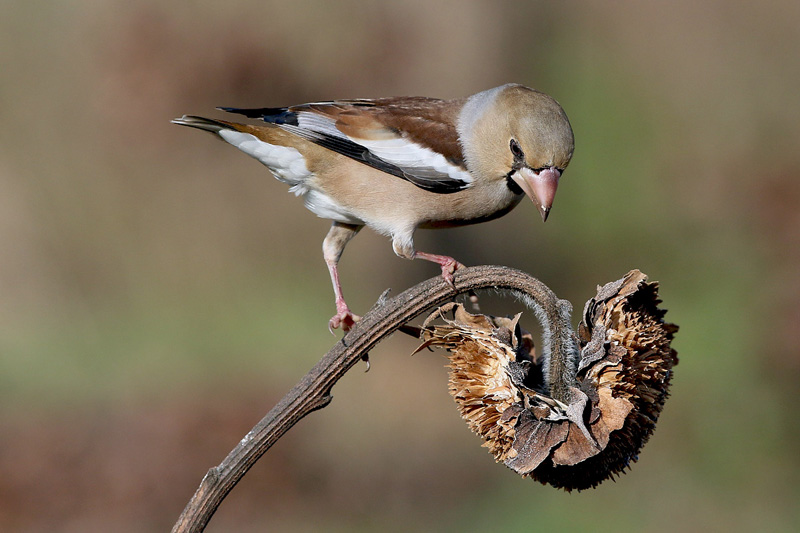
[413,251,465,286]
[323,222,362,333]
[326,259,360,333]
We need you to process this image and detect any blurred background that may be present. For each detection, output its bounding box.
[1,1,798,531]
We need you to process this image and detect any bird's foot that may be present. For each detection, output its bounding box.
[414,251,464,287]
[328,301,361,334]
[439,258,465,286]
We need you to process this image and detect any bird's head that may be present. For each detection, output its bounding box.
[458,84,574,221]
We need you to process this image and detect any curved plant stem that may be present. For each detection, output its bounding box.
[172,265,567,533]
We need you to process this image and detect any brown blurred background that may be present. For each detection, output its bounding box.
[1,1,799,531]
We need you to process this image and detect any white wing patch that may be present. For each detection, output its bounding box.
[295,111,472,185]
[354,137,472,183]
[296,111,343,139]
[218,129,310,187]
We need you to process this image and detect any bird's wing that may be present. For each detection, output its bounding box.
[219,97,472,193]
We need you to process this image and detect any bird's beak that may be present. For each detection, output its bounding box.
[511,167,561,222]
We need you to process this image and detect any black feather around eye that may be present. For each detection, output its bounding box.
[510,139,524,159]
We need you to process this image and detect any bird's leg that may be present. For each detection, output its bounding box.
[392,232,465,287]
[323,222,363,332]
[413,251,465,286]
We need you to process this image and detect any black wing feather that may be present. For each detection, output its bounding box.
[217,107,298,125]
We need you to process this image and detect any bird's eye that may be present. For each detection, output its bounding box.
[510,139,524,159]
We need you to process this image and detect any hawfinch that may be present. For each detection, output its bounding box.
[173,83,574,331]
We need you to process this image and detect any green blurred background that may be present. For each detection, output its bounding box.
[1,1,798,531]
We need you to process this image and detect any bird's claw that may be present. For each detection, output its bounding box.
[328,306,361,334]
[440,259,465,287]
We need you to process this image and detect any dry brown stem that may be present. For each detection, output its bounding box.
[172,265,560,532]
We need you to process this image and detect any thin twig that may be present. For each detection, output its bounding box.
[172,265,562,532]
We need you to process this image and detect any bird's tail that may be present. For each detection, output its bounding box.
[172,114,310,188]
[171,115,232,134]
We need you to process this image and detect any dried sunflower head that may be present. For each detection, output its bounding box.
[416,270,678,490]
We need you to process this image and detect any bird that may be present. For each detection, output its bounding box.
[172,83,574,332]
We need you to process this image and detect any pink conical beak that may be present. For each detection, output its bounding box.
[511,167,561,222]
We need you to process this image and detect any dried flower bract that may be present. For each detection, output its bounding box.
[415,270,678,490]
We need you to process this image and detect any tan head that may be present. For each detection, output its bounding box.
[458,84,574,221]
